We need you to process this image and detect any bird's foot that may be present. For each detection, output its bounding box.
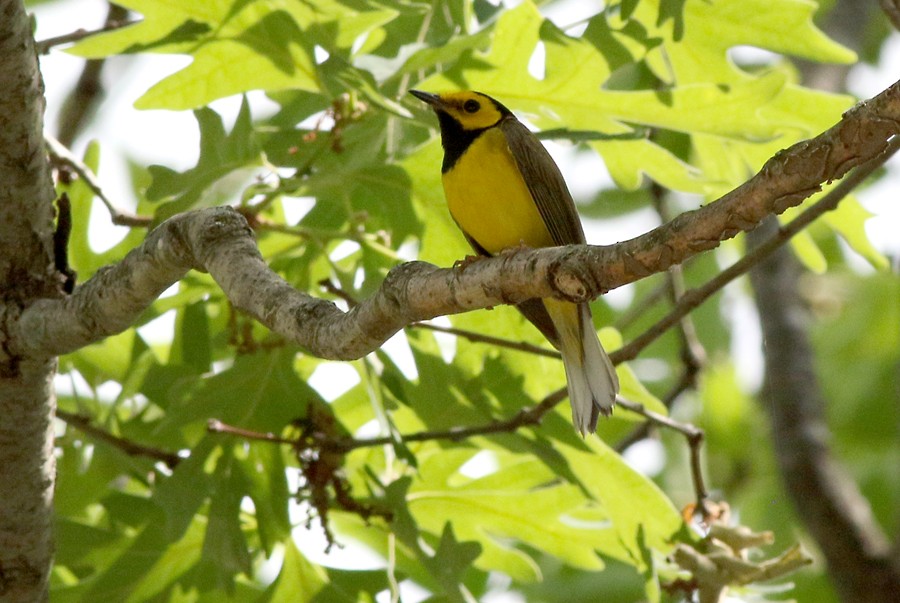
[453,254,483,270]
[498,241,534,256]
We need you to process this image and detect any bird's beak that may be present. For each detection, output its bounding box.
[409,89,443,109]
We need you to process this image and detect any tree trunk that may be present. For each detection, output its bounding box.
[748,219,900,602]
[0,0,62,600]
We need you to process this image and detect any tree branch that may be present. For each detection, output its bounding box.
[57,409,181,469]
[748,219,900,601]
[615,130,900,363]
[882,0,900,30]
[46,134,152,227]
[9,79,900,364]
[34,17,136,55]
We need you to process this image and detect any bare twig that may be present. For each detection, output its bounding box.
[612,361,701,453]
[413,321,560,358]
[882,0,900,30]
[652,183,706,395]
[45,134,152,227]
[34,18,137,55]
[617,397,709,512]
[208,389,566,454]
[614,278,670,330]
[318,278,361,307]
[208,388,711,513]
[57,409,181,468]
[614,131,900,364]
[319,278,560,358]
[54,4,130,146]
[207,418,295,445]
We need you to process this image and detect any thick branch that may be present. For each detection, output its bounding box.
[748,220,900,601]
[10,78,900,362]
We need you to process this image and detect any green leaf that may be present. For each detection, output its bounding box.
[80,508,175,602]
[789,228,829,274]
[153,437,216,539]
[821,195,890,269]
[68,329,139,386]
[171,300,212,371]
[69,0,317,110]
[122,516,206,603]
[558,439,688,575]
[155,349,318,440]
[407,448,612,581]
[638,0,855,84]
[239,445,292,555]
[68,0,399,109]
[425,523,483,594]
[198,450,253,592]
[138,10,318,110]
[55,518,122,569]
[146,98,262,220]
[265,540,328,602]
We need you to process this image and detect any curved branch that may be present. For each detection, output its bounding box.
[10,78,900,362]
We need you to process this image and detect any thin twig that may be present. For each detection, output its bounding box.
[413,322,560,358]
[57,409,182,468]
[652,183,707,395]
[208,388,566,454]
[55,4,130,146]
[45,134,152,227]
[34,19,138,55]
[208,390,709,513]
[614,278,669,330]
[882,0,900,30]
[207,419,296,445]
[614,133,900,364]
[617,398,709,510]
[319,278,561,358]
[318,278,360,307]
[614,188,708,452]
[254,215,352,242]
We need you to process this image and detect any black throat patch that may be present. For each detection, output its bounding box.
[436,110,486,174]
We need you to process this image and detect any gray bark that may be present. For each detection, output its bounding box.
[10,77,900,362]
[0,0,62,600]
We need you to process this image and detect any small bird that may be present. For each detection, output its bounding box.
[410,89,619,434]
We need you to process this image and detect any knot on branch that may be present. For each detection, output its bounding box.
[547,246,605,303]
[382,260,442,315]
[196,207,254,265]
[548,252,593,303]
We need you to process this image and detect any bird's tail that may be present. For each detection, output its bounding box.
[546,300,619,435]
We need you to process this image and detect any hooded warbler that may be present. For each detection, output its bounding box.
[410,90,619,434]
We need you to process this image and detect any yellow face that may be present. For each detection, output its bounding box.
[429,91,506,130]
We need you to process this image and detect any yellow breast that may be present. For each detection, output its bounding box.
[442,127,553,254]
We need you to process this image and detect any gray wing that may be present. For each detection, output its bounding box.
[458,218,563,348]
[500,117,586,246]
[515,298,560,349]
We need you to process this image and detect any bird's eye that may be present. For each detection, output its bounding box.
[463,99,480,113]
